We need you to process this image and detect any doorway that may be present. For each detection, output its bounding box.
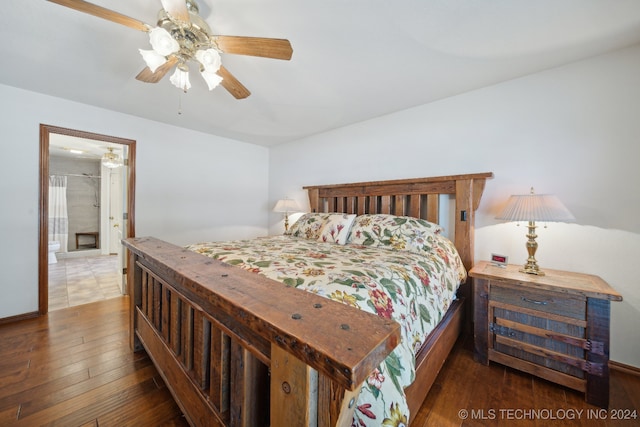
[39,125,136,315]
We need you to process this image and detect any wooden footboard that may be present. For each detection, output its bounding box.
[124,237,401,427]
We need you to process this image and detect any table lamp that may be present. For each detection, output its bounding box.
[496,188,574,276]
[273,198,302,232]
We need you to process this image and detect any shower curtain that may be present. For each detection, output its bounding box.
[49,175,69,253]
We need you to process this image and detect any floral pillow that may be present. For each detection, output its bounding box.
[348,214,444,253]
[286,212,332,239]
[317,214,357,245]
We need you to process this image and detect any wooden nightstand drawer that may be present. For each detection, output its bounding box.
[490,284,586,320]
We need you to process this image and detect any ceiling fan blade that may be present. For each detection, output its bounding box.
[217,66,251,99]
[160,0,191,24]
[47,0,150,32]
[212,36,293,60]
[136,57,179,83]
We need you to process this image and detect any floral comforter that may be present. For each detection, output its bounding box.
[185,234,465,426]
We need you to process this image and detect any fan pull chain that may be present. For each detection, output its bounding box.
[178,91,182,115]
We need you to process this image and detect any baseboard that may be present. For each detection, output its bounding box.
[610,360,640,377]
[0,311,39,325]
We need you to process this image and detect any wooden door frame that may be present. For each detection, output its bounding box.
[39,124,136,315]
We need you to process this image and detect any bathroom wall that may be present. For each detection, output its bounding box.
[49,155,101,251]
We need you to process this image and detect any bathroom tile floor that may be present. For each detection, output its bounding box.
[48,254,123,311]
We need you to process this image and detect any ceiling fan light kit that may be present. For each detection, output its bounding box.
[48,0,293,99]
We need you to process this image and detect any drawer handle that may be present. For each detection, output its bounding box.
[521,296,548,305]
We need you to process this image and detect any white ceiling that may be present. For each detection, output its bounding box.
[49,133,124,160]
[3,1,640,147]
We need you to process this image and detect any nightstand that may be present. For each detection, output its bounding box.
[469,261,622,408]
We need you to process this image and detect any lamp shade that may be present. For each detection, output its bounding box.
[170,65,191,92]
[148,27,179,56]
[200,69,223,90]
[496,189,574,222]
[273,199,301,213]
[139,49,167,73]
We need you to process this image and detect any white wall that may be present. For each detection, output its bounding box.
[269,44,640,367]
[0,84,269,319]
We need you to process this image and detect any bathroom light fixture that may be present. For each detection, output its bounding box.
[102,147,123,169]
[496,188,574,275]
[273,198,302,232]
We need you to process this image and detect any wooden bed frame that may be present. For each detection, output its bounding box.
[123,172,492,426]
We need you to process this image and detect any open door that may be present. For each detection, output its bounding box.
[110,168,125,293]
[39,124,136,315]
[105,161,126,293]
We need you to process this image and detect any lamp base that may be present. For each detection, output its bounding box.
[283,213,289,233]
[519,264,545,276]
[520,220,545,276]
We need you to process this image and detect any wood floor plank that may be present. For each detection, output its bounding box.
[32,376,161,426]
[15,364,158,424]
[26,334,131,372]
[412,338,474,426]
[87,346,149,378]
[0,368,89,414]
[0,359,30,389]
[17,358,154,419]
[96,376,184,427]
[497,368,535,427]
[0,405,19,425]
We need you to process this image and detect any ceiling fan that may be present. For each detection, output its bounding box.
[47,0,293,99]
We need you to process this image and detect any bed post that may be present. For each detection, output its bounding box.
[128,248,143,351]
[454,175,490,334]
[307,187,319,213]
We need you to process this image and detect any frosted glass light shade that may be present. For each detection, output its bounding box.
[149,27,179,56]
[496,190,574,222]
[170,66,191,92]
[201,70,223,90]
[195,48,222,73]
[139,49,167,72]
[102,148,122,169]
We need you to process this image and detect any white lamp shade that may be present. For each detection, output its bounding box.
[139,49,167,73]
[195,48,222,73]
[273,199,302,213]
[149,27,180,56]
[200,70,223,90]
[496,192,575,222]
[170,66,191,91]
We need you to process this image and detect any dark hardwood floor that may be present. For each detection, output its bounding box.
[413,337,640,426]
[0,297,638,426]
[0,297,187,426]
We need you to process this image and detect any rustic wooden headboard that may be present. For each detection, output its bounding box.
[303,172,493,273]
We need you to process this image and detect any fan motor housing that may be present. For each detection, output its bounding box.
[156,5,216,62]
